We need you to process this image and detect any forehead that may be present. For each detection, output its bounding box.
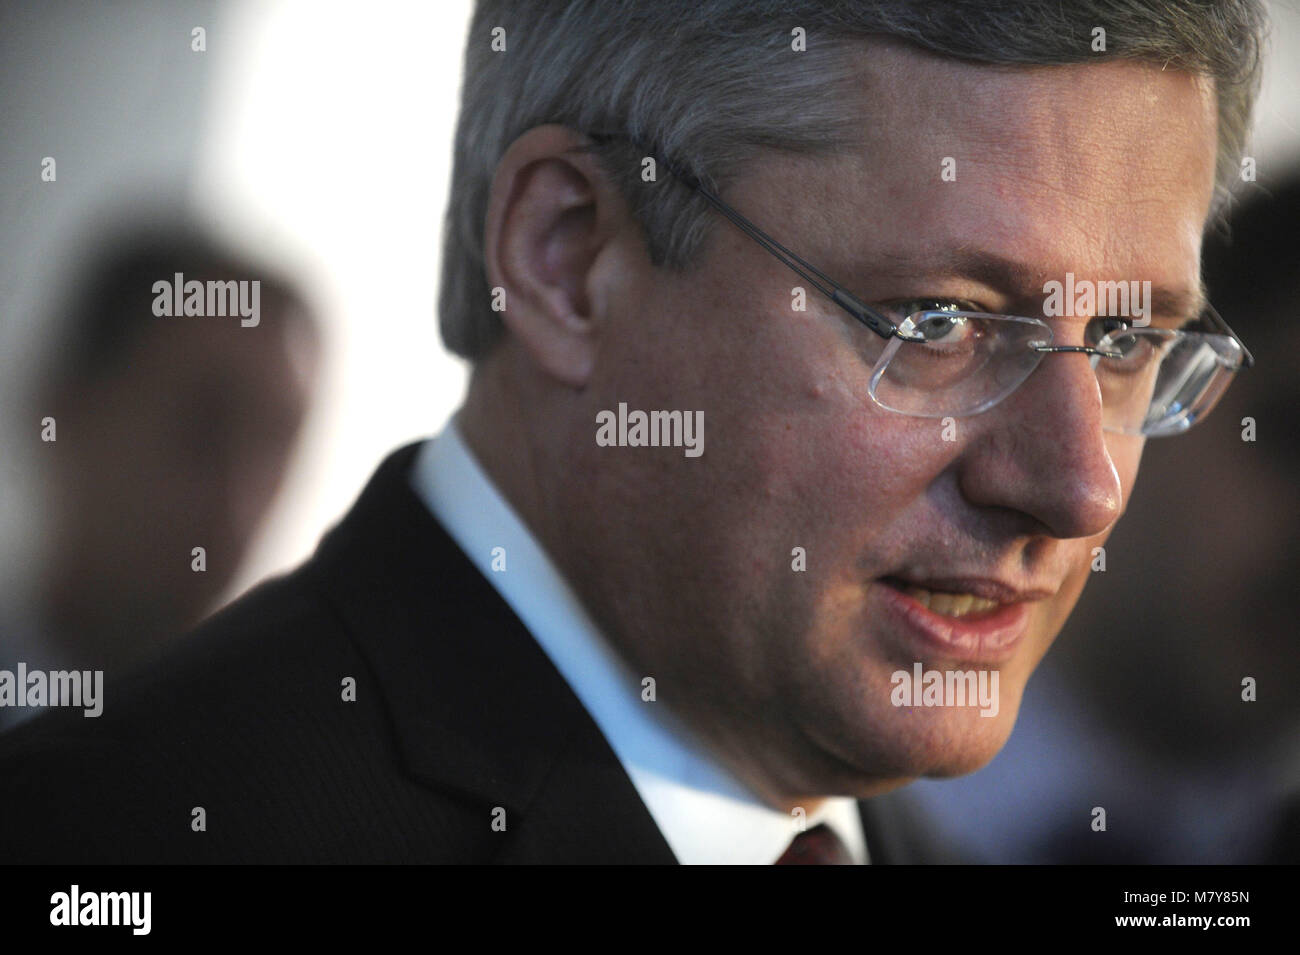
[753,44,1219,293]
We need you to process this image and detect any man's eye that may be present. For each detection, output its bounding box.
[912,313,971,344]
[1085,316,1131,346]
[881,298,985,345]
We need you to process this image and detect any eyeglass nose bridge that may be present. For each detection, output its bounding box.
[1031,343,1124,360]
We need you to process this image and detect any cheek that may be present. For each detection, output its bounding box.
[737,388,958,600]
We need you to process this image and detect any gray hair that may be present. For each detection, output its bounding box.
[440,0,1267,360]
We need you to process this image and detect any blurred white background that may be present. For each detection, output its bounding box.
[193,0,475,601]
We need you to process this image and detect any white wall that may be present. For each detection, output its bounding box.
[192,0,475,602]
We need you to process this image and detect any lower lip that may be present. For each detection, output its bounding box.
[871,581,1031,664]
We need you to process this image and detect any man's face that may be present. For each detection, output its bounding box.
[557,48,1218,803]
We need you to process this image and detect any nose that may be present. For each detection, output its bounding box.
[957,350,1124,540]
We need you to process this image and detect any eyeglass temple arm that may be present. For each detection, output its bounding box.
[584,131,901,341]
[1204,303,1255,369]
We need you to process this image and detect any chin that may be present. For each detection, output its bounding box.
[835,688,1027,785]
[916,699,1025,778]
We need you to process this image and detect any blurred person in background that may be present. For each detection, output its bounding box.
[0,227,320,731]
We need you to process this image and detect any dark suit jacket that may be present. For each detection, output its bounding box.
[0,442,956,864]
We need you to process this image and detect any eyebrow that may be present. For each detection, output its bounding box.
[877,248,1207,321]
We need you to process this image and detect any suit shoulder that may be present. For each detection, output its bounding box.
[0,563,481,862]
[18,561,364,740]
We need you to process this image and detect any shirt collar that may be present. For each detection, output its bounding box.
[410,417,867,864]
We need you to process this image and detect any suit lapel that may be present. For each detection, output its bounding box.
[305,442,676,863]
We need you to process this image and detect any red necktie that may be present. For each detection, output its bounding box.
[776,823,855,865]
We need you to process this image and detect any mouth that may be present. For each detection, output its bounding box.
[879,575,1045,615]
[871,575,1046,663]
[887,582,1003,619]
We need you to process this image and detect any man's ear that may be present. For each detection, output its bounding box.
[484,124,624,388]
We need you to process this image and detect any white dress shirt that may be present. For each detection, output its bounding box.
[410,417,868,864]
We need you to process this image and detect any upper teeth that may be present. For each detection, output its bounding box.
[902,586,1000,617]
